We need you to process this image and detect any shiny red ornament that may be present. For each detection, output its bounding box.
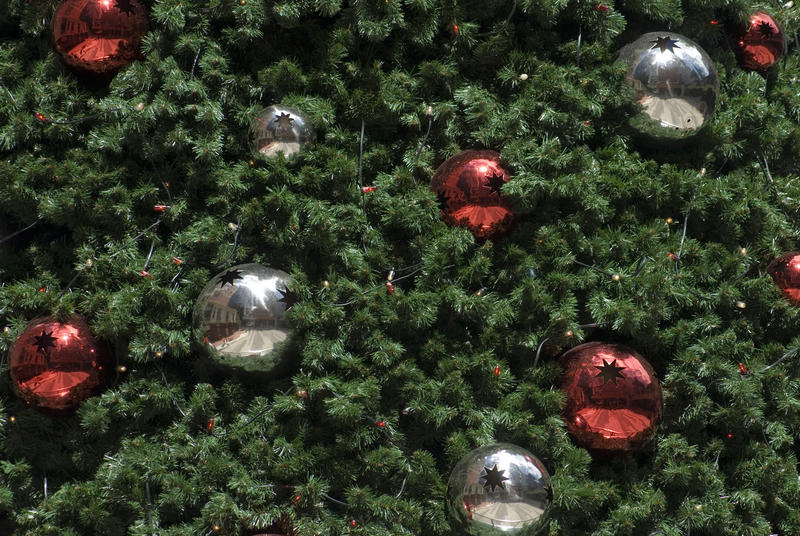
[730,11,785,71]
[8,316,113,412]
[52,0,149,75]
[559,342,663,453]
[767,251,800,304]
[430,150,514,240]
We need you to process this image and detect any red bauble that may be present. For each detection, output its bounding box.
[8,316,113,412]
[52,0,149,74]
[560,342,663,453]
[430,150,514,240]
[730,11,785,71]
[768,251,800,304]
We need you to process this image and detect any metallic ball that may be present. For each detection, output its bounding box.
[430,150,514,240]
[8,315,114,412]
[446,443,551,535]
[617,32,718,143]
[730,11,786,71]
[248,105,315,159]
[560,342,663,453]
[193,264,294,373]
[767,251,800,305]
[52,0,149,74]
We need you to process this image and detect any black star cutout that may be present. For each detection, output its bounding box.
[217,269,243,288]
[594,358,626,384]
[114,0,136,15]
[436,190,451,211]
[480,464,509,492]
[484,172,505,196]
[650,35,680,53]
[277,285,298,310]
[757,21,775,37]
[32,330,57,355]
[275,112,294,129]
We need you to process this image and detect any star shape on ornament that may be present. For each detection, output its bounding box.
[114,0,136,15]
[436,190,451,211]
[217,269,244,287]
[484,172,505,196]
[650,35,680,53]
[32,330,57,355]
[757,21,776,37]
[594,358,626,384]
[480,464,509,492]
[275,112,294,129]
[277,285,298,310]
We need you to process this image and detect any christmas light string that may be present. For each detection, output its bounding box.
[213,217,243,271]
[190,46,203,80]
[145,474,155,534]
[0,217,41,245]
[532,322,608,370]
[55,218,163,301]
[331,262,445,306]
[33,106,128,126]
[412,106,434,169]
[358,119,366,197]
[474,0,518,37]
[3,83,20,108]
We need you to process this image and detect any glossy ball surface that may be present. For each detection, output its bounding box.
[8,315,113,412]
[767,251,800,304]
[446,443,551,535]
[560,342,663,453]
[617,32,718,143]
[193,264,293,372]
[731,11,785,71]
[248,105,315,159]
[52,0,149,74]
[430,150,514,240]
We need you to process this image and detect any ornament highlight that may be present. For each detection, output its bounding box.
[8,315,113,412]
[248,105,315,159]
[52,0,149,75]
[446,443,551,535]
[730,11,785,71]
[767,251,800,304]
[560,342,663,452]
[430,150,514,240]
[617,32,718,143]
[193,263,294,372]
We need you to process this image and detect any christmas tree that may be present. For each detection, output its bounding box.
[3,0,800,534]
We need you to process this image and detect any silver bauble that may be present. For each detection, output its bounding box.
[617,32,718,143]
[446,443,552,535]
[248,105,315,159]
[193,263,293,372]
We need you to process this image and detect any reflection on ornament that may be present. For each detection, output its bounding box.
[52,0,149,74]
[730,11,785,71]
[767,251,800,304]
[8,315,113,412]
[193,263,294,373]
[617,32,718,143]
[430,150,514,240]
[560,342,663,452]
[248,105,315,159]
[446,443,551,535]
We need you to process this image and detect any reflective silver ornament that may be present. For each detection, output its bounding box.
[193,264,294,372]
[248,105,315,159]
[446,443,552,535]
[617,32,718,143]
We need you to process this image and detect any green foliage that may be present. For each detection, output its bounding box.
[2,0,800,535]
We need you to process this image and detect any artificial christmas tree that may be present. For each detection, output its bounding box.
[3,1,800,535]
